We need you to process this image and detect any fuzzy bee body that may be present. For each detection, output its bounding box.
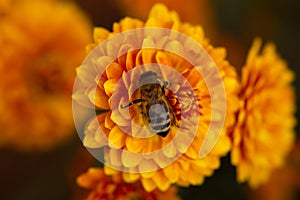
[120,71,177,137]
[147,102,171,137]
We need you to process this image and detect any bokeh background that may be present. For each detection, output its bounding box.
[0,0,299,199]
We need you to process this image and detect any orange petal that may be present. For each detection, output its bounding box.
[185,143,200,159]
[110,109,130,126]
[83,132,100,148]
[141,171,155,179]
[210,135,231,156]
[104,79,118,97]
[106,62,123,79]
[141,178,157,192]
[152,171,171,191]
[125,50,138,71]
[105,111,115,129]
[142,48,157,64]
[117,44,133,68]
[126,136,143,153]
[96,56,112,70]
[94,129,108,147]
[138,159,159,173]
[152,151,173,168]
[178,158,190,171]
[122,172,140,183]
[108,148,123,167]
[162,142,177,158]
[237,160,250,183]
[163,163,180,183]
[118,17,144,31]
[108,126,126,148]
[173,131,194,154]
[209,47,226,63]
[135,49,143,66]
[83,117,107,148]
[121,150,143,168]
[88,87,109,110]
[165,40,183,55]
[93,27,109,43]
[156,51,171,66]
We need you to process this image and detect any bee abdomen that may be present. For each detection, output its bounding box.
[148,104,171,137]
[152,121,170,132]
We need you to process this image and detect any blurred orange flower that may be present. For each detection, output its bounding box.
[77,167,180,200]
[0,0,92,151]
[231,38,296,187]
[74,4,239,191]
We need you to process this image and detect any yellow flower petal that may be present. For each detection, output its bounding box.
[88,87,109,110]
[106,62,123,79]
[104,79,118,97]
[108,126,126,148]
[125,136,144,153]
[121,150,143,168]
[109,149,123,167]
[122,172,141,183]
[163,163,180,183]
[141,178,156,192]
[162,142,177,158]
[93,27,110,44]
[152,172,171,191]
[138,159,159,173]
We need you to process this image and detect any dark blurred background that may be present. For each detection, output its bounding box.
[1,0,299,199]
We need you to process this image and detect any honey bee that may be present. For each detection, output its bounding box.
[120,71,177,137]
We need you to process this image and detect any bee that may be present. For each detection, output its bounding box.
[120,71,177,137]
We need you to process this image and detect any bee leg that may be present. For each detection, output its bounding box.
[120,99,142,109]
[169,108,179,127]
[163,81,171,88]
[161,81,171,94]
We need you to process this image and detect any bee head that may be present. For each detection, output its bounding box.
[139,71,159,86]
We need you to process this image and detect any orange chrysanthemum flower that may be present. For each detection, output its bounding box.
[0,0,92,151]
[77,168,180,200]
[231,38,296,187]
[74,4,239,191]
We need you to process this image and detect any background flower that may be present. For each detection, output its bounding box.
[0,0,92,151]
[77,167,180,200]
[230,38,296,187]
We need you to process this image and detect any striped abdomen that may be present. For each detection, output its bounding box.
[148,103,171,137]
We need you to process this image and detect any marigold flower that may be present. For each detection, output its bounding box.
[230,38,296,187]
[0,0,92,151]
[77,167,180,200]
[74,4,239,191]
